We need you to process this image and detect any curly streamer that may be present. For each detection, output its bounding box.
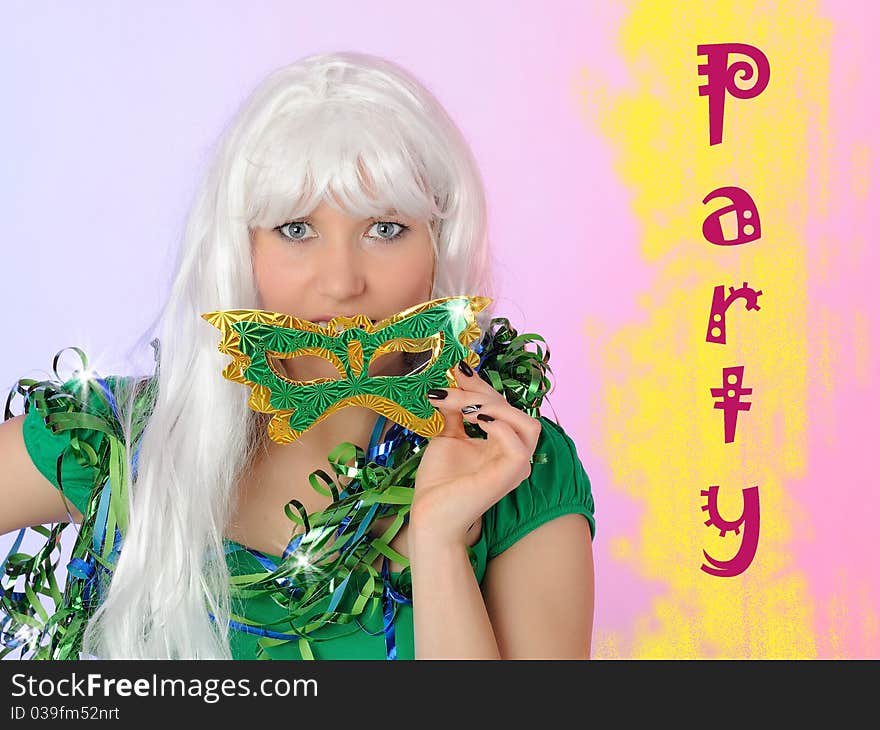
[0,317,554,659]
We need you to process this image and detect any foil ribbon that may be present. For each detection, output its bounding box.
[201,295,490,442]
[1,316,553,659]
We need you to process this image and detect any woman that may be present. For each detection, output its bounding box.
[0,51,595,660]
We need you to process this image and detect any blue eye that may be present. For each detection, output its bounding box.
[276,221,315,241]
[274,220,410,244]
[367,221,409,241]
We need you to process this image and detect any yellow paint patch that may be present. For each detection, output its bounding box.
[576,1,832,657]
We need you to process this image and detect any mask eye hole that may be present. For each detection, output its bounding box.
[367,349,434,377]
[266,351,346,382]
[367,340,437,378]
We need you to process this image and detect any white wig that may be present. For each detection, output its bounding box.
[82,51,495,658]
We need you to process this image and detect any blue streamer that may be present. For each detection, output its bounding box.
[131,436,142,481]
[94,377,121,425]
[380,555,413,661]
[0,529,28,650]
[67,558,94,581]
[362,415,419,660]
[208,613,301,642]
[92,479,113,556]
[368,415,386,455]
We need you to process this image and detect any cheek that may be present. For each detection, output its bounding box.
[380,242,435,295]
[252,245,306,311]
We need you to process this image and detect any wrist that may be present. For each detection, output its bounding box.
[407,514,470,554]
[408,534,470,573]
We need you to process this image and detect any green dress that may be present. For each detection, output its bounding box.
[7,327,596,660]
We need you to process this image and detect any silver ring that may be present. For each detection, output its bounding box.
[461,404,482,415]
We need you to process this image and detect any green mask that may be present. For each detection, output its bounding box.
[202,295,491,442]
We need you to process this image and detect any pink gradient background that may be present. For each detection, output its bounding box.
[1,2,876,658]
[796,3,879,656]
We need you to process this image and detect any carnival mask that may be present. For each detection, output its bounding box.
[202,295,491,443]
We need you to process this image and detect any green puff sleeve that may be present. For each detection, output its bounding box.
[482,416,596,559]
[20,375,127,516]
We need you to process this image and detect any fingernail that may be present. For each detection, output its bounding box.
[461,404,482,414]
[427,388,448,399]
[458,360,474,377]
[477,414,494,422]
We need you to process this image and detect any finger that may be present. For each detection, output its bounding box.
[428,366,508,410]
[469,416,533,484]
[426,391,467,438]
[426,386,503,436]
[463,405,541,454]
[451,364,541,449]
[437,408,467,439]
[427,372,540,451]
[426,387,504,413]
[449,359,503,398]
[451,362,536,437]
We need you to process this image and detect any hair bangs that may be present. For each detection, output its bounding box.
[244,103,440,230]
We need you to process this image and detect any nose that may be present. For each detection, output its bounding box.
[316,239,367,301]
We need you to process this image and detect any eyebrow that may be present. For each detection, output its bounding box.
[301,211,405,222]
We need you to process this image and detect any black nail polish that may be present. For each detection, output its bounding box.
[461,404,482,414]
[427,388,448,399]
[477,414,494,422]
[458,360,474,377]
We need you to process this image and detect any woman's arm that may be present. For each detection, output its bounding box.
[409,512,594,660]
[481,513,594,659]
[409,361,594,659]
[408,521,501,659]
[0,415,83,535]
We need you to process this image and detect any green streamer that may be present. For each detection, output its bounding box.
[1,316,554,659]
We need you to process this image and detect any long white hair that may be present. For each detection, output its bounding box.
[81,51,495,658]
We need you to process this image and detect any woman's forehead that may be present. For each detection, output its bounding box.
[307,197,406,219]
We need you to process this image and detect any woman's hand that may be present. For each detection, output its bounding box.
[410,360,542,546]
